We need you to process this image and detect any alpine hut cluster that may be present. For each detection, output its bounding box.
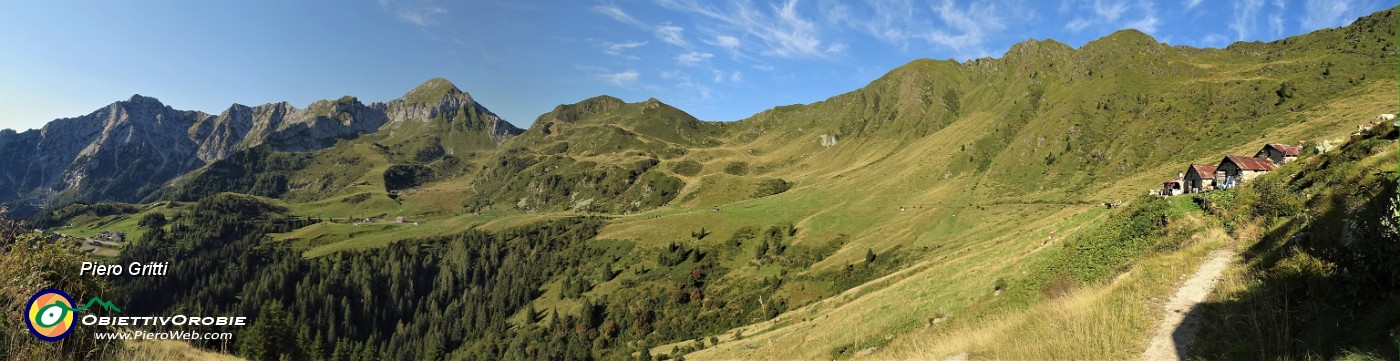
[1158,113,1397,196]
[1159,143,1298,196]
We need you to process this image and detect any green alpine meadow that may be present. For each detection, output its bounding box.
[0,3,1397,361]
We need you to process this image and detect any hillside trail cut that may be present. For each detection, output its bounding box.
[1142,249,1235,361]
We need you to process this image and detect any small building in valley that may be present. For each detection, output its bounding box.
[1255,143,1301,165]
[1215,155,1277,189]
[1184,164,1217,193]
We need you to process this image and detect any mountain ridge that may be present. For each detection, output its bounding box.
[8,6,1398,361]
[4,4,1393,212]
[0,78,523,213]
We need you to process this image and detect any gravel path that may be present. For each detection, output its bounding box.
[1141,250,1234,361]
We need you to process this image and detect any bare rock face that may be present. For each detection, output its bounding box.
[190,103,259,163]
[0,78,522,209]
[2,95,208,207]
[382,78,522,146]
[245,97,389,152]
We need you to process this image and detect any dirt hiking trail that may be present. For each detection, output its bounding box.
[1142,249,1235,360]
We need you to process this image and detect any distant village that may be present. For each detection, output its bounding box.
[1156,113,1396,196]
[20,228,128,257]
[78,230,124,255]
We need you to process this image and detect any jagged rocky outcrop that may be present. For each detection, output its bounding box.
[381,78,521,147]
[0,79,522,211]
[0,95,208,208]
[188,97,388,162]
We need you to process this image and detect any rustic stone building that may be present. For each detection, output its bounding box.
[1184,164,1217,193]
[1215,155,1277,189]
[1255,143,1301,165]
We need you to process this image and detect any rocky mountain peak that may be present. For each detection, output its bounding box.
[125,94,163,105]
[112,94,177,118]
[1003,38,1073,61]
[402,77,466,105]
[1094,29,1161,48]
[643,97,663,110]
[0,77,522,210]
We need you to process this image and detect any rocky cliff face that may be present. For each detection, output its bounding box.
[0,95,208,208]
[382,78,521,146]
[0,79,521,210]
[238,97,389,153]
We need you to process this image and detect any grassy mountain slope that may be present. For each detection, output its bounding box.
[628,8,1397,360]
[865,122,1393,360]
[1193,122,1398,359]
[25,7,1399,361]
[459,96,722,214]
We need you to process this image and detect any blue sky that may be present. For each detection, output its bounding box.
[0,0,1391,131]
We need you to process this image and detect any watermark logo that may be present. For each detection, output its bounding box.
[24,288,121,342]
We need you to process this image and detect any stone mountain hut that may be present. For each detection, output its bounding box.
[1215,155,1277,189]
[1184,164,1217,193]
[1255,143,1301,165]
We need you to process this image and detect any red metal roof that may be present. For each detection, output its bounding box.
[1266,143,1301,157]
[1189,164,1218,176]
[1223,155,1277,171]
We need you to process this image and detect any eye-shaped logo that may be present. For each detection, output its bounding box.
[25,288,76,342]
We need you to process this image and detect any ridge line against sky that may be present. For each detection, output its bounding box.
[0,0,1390,132]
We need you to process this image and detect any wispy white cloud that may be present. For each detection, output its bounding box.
[711,69,744,83]
[771,0,829,56]
[602,41,648,57]
[657,0,834,58]
[821,0,918,47]
[710,35,742,55]
[676,51,714,65]
[601,70,641,86]
[1184,0,1203,10]
[377,0,448,27]
[922,0,1006,59]
[1060,0,1158,35]
[1268,13,1284,36]
[1093,0,1129,21]
[1229,0,1264,40]
[655,24,688,46]
[396,6,447,26]
[593,4,647,28]
[715,35,741,49]
[1199,33,1229,47]
[1300,0,1357,30]
[816,0,1015,59]
[1125,10,1159,33]
[671,72,711,100]
[1065,17,1092,32]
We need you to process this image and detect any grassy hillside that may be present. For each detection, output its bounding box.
[18,7,1399,361]
[1193,122,1398,359]
[634,8,1396,360]
[458,96,724,214]
[166,8,1395,264]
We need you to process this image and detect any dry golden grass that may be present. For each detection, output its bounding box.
[876,219,1232,360]
[111,339,243,361]
[663,205,1110,360]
